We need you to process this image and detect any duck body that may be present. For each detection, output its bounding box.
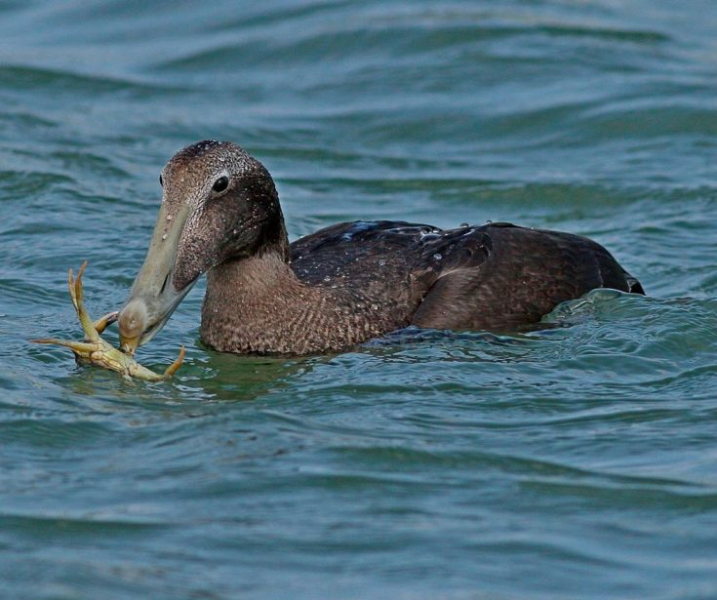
[117,141,644,357]
[201,219,643,355]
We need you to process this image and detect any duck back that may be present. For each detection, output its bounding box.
[290,220,643,333]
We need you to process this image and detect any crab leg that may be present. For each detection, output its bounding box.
[93,311,118,335]
[69,263,99,343]
[32,338,99,355]
[162,346,186,378]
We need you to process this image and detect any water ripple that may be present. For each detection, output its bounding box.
[1,1,716,598]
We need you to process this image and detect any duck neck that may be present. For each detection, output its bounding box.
[201,249,331,355]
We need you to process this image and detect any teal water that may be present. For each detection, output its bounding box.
[1,1,717,598]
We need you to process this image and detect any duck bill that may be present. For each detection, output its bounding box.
[118,204,195,355]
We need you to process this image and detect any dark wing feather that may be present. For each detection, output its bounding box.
[412,223,641,331]
[290,220,642,333]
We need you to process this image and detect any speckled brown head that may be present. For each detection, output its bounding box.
[118,140,288,353]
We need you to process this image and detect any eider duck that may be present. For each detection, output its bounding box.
[117,140,644,356]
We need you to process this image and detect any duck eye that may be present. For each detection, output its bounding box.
[159,174,163,187]
[212,176,229,193]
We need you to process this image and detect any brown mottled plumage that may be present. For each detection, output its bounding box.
[117,141,644,356]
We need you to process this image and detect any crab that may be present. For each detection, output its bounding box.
[33,263,184,381]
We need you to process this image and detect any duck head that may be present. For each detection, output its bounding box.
[118,140,288,354]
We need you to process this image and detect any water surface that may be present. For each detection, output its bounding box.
[1,1,716,598]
